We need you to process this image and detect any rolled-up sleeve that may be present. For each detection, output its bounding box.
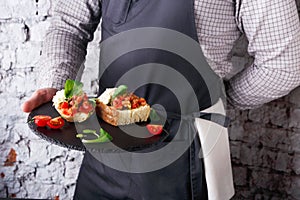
[226,0,300,109]
[37,0,101,90]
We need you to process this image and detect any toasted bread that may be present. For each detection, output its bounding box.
[96,88,151,126]
[96,100,150,126]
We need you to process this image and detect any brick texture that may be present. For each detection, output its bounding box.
[0,0,300,199]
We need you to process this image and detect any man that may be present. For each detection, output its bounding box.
[22,0,300,199]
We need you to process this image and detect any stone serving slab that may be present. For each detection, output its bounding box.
[28,102,168,152]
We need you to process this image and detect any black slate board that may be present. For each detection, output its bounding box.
[28,102,168,152]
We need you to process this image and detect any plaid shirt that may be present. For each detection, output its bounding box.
[38,0,300,109]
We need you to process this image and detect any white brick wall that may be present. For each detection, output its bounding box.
[0,0,99,199]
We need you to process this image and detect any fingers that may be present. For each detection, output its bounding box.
[21,88,58,113]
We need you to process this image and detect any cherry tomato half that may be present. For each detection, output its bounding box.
[47,117,65,129]
[34,115,52,127]
[146,124,163,135]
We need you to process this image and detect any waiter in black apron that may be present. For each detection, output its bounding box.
[74,0,233,199]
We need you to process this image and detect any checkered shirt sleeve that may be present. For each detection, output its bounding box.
[195,0,300,109]
[37,0,101,90]
[37,0,300,109]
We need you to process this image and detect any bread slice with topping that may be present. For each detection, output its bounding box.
[52,80,95,123]
[96,86,151,126]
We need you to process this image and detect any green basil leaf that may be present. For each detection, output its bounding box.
[112,85,128,99]
[72,81,83,96]
[100,128,113,140]
[64,79,84,99]
[150,109,160,122]
[64,79,74,99]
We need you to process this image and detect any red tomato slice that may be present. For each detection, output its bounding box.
[47,117,65,129]
[146,124,163,135]
[34,115,52,127]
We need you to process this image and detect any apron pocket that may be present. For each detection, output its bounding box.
[104,0,132,24]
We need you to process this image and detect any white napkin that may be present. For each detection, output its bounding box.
[194,99,235,200]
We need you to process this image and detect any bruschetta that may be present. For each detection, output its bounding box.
[96,85,150,126]
[52,80,95,123]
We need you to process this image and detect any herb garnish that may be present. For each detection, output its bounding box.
[64,79,84,99]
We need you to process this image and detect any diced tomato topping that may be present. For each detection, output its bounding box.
[131,98,139,104]
[131,103,138,109]
[112,98,123,110]
[63,93,94,116]
[82,101,90,109]
[112,93,148,110]
[78,102,93,114]
[72,107,78,115]
[62,108,72,116]
[60,102,69,109]
[76,96,83,104]
[138,98,146,106]
[83,95,88,101]
[47,117,65,129]
[131,98,139,109]
[78,106,88,114]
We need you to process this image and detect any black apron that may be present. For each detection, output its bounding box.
[74,0,226,199]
